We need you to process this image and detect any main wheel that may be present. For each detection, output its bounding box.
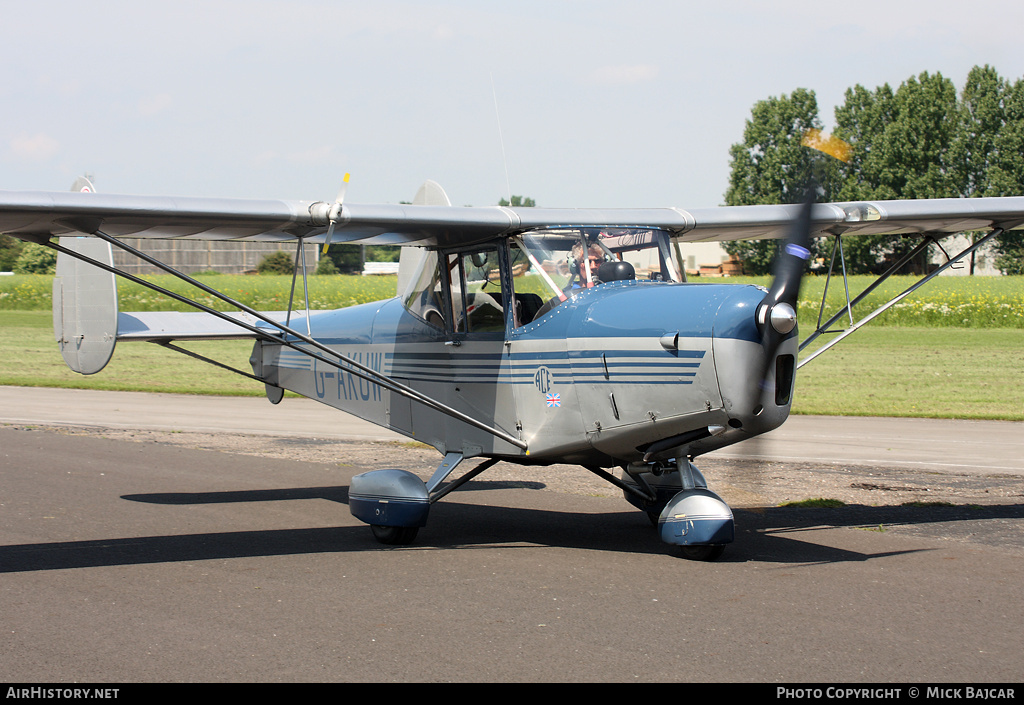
[678,544,725,562]
[370,524,419,545]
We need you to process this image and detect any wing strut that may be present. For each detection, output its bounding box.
[798,228,1004,368]
[286,235,313,335]
[41,234,528,451]
[156,341,265,383]
[801,233,937,353]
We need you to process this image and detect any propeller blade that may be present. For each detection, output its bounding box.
[335,172,350,204]
[321,221,337,256]
[756,185,814,390]
[321,173,351,255]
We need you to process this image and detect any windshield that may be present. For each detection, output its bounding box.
[510,228,680,303]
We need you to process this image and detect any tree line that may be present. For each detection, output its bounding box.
[723,65,1024,275]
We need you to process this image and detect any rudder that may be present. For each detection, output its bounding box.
[52,176,118,375]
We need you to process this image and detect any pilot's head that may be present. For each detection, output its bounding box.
[571,241,605,287]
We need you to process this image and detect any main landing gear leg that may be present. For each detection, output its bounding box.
[617,458,733,561]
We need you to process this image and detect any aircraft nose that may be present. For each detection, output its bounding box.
[709,286,796,437]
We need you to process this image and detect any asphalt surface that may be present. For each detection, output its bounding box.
[4,386,1023,475]
[2,387,1023,683]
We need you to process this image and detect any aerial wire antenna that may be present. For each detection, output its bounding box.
[490,72,513,205]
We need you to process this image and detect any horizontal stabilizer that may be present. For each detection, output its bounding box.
[116,310,301,342]
[53,233,310,373]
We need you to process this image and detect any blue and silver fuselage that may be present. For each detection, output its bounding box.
[254,278,796,467]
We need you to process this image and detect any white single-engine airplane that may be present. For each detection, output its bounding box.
[2,176,1022,560]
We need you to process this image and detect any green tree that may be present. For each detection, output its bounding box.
[882,71,959,199]
[722,88,834,274]
[257,250,294,275]
[833,83,897,201]
[323,245,400,274]
[315,256,339,275]
[499,195,536,207]
[948,66,1022,273]
[0,234,22,272]
[729,66,1024,276]
[951,65,1008,198]
[13,242,57,274]
[831,71,960,273]
[324,245,362,274]
[958,71,1024,274]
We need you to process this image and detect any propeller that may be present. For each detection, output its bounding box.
[732,133,845,501]
[755,184,814,392]
[321,173,351,255]
[754,129,850,391]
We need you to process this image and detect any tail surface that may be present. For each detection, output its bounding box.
[53,177,118,374]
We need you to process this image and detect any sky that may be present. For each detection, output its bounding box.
[3,0,1024,210]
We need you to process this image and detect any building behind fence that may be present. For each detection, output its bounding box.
[111,240,320,275]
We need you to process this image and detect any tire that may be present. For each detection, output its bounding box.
[678,544,726,562]
[370,525,419,545]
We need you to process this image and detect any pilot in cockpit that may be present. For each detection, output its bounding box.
[530,235,636,321]
[571,236,636,289]
[571,240,607,289]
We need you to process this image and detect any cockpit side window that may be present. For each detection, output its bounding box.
[401,250,446,329]
[449,247,506,335]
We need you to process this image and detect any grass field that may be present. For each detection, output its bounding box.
[2,273,1022,419]
[703,274,1024,328]
[0,273,399,312]
[794,326,1024,420]
[4,273,1024,326]
[3,318,1022,420]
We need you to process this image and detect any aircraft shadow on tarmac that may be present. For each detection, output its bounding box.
[2,480,1021,573]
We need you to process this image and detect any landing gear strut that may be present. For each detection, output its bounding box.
[616,458,734,561]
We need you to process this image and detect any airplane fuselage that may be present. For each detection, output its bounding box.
[254,279,796,468]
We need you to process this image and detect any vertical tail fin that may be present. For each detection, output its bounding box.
[53,176,118,374]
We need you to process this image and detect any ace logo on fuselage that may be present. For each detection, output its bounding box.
[534,366,554,395]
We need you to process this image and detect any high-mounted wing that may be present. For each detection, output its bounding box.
[674,197,1024,243]
[2,188,1024,248]
[0,189,520,248]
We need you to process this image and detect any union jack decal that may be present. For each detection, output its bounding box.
[546,393,561,407]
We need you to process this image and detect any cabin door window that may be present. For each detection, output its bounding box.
[447,248,506,335]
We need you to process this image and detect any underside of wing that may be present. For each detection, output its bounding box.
[3,186,1024,250]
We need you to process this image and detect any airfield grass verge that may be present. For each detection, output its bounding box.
[709,274,1024,328]
[794,326,1024,420]
[2,273,1023,419]
[1,310,260,396]
[0,273,398,311]
[4,273,1024,325]
[4,309,1022,418]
